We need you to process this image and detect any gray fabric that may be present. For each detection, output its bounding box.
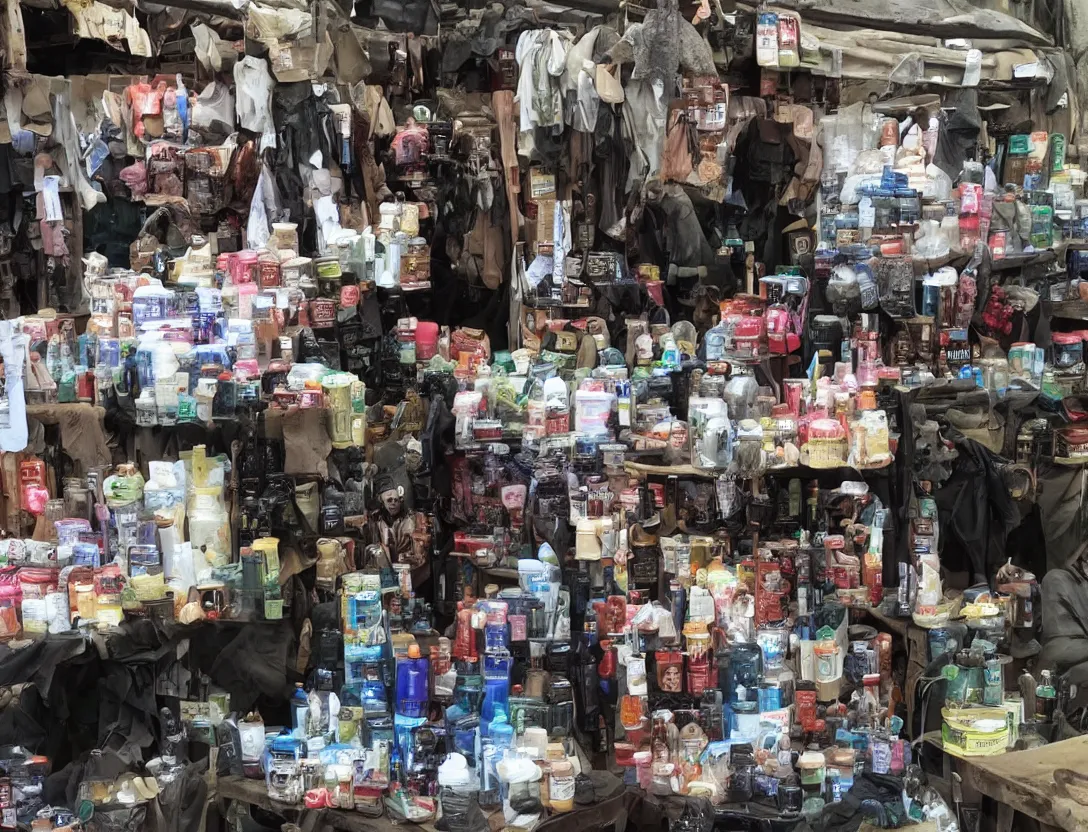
[734,0,1050,45]
[645,181,716,269]
[622,78,668,189]
[634,0,680,83]
[610,0,715,84]
[1039,560,1088,684]
[1037,463,1088,573]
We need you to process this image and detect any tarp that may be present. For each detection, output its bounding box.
[736,0,1050,46]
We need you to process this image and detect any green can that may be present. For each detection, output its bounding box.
[1051,132,1066,172]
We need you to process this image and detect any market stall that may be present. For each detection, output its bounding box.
[0,0,1084,830]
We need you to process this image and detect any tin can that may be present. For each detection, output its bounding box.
[260,259,281,288]
[1051,133,1066,172]
[310,297,337,329]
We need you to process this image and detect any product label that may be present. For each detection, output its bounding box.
[550,774,575,801]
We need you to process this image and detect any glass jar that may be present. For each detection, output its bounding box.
[401,238,430,290]
[757,626,790,672]
[272,222,299,255]
[548,760,574,812]
[807,418,848,468]
[1053,332,1084,370]
[314,256,342,295]
[281,257,312,290]
[232,250,259,285]
[43,499,67,543]
[259,254,281,289]
[75,582,96,620]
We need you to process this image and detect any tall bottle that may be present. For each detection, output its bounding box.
[291,683,309,738]
[651,713,670,763]
[395,643,430,718]
[524,377,546,444]
[1035,669,1056,722]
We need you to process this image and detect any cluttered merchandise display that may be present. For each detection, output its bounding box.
[0,0,1083,830]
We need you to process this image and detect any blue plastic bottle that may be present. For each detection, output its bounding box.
[395,644,430,718]
[489,706,515,749]
[481,653,512,734]
[290,683,309,738]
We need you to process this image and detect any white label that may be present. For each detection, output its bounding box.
[550,775,576,801]
[859,197,875,228]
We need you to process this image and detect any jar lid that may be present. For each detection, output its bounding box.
[798,751,825,769]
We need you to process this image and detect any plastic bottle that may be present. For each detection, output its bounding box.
[481,652,512,733]
[1035,669,1056,721]
[489,706,515,750]
[524,377,547,443]
[395,643,430,718]
[983,651,1003,706]
[291,683,310,738]
[922,117,939,165]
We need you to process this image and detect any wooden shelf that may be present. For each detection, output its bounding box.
[216,775,436,832]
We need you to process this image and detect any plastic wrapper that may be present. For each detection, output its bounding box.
[873,256,916,318]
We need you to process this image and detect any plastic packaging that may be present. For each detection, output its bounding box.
[395,643,430,718]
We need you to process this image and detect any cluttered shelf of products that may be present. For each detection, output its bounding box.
[2,0,1088,830]
[215,770,639,832]
[216,773,438,831]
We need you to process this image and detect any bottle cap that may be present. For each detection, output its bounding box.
[407,643,421,659]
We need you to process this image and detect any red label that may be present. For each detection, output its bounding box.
[340,285,360,308]
[310,298,337,328]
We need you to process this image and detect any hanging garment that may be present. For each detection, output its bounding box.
[234,55,277,151]
[0,320,28,453]
[933,437,1021,585]
[515,29,571,133]
[191,81,235,144]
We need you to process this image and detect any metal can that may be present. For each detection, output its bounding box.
[1051,132,1066,173]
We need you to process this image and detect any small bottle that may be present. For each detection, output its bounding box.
[395,643,430,718]
[650,713,669,763]
[291,683,309,738]
[489,706,515,749]
[983,651,1003,706]
[1035,670,1056,722]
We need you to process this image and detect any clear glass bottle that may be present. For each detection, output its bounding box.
[1035,669,1056,721]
